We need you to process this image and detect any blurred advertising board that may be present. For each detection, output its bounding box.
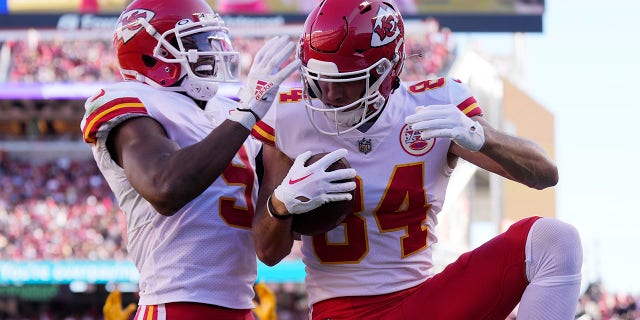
[0,0,544,32]
[0,260,305,284]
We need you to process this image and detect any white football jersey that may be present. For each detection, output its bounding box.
[81,81,260,309]
[253,77,482,305]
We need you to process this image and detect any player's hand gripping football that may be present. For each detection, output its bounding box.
[229,35,300,129]
[405,104,485,151]
[273,149,357,215]
[103,289,137,320]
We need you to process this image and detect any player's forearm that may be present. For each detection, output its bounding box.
[480,126,558,189]
[252,183,295,266]
[142,120,251,214]
[252,212,294,266]
[252,145,297,265]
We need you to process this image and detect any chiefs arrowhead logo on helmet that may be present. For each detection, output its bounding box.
[371,4,401,47]
[115,9,155,44]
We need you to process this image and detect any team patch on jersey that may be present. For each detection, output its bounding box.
[82,97,147,143]
[399,123,435,156]
[278,88,303,103]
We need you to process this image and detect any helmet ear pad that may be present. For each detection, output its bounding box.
[141,52,182,87]
[119,51,182,86]
[141,55,157,68]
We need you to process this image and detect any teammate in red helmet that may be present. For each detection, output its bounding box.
[251,1,583,319]
[81,0,309,318]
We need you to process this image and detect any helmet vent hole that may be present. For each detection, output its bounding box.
[142,55,157,68]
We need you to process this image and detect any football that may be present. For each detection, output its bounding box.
[291,152,356,236]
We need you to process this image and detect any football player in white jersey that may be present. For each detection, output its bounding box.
[79,0,328,318]
[251,0,584,319]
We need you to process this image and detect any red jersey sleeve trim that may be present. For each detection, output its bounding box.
[251,120,275,146]
[458,96,482,118]
[82,97,146,143]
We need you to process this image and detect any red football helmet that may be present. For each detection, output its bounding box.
[113,0,240,101]
[299,0,405,135]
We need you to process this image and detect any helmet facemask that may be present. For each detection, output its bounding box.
[122,12,240,101]
[302,57,393,135]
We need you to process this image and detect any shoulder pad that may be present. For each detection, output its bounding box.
[81,86,149,144]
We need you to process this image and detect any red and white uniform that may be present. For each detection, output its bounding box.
[81,81,260,309]
[253,77,482,305]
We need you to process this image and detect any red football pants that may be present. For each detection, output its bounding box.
[134,302,254,320]
[311,216,541,320]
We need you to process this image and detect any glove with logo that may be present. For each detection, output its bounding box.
[273,149,357,215]
[405,104,485,151]
[228,35,300,130]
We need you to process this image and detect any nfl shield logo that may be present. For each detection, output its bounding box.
[358,138,372,154]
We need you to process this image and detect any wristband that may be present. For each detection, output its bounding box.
[267,195,291,220]
[236,108,260,122]
[227,109,257,130]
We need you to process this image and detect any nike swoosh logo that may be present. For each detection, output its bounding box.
[289,173,312,184]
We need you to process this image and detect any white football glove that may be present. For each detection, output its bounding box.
[274,149,357,215]
[405,104,485,151]
[228,35,300,130]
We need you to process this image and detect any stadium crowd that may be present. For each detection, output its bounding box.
[1,21,455,84]
[0,154,128,261]
[3,38,120,84]
[573,282,640,320]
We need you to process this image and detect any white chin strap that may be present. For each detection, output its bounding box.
[122,69,218,101]
[180,77,218,101]
[332,106,366,127]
